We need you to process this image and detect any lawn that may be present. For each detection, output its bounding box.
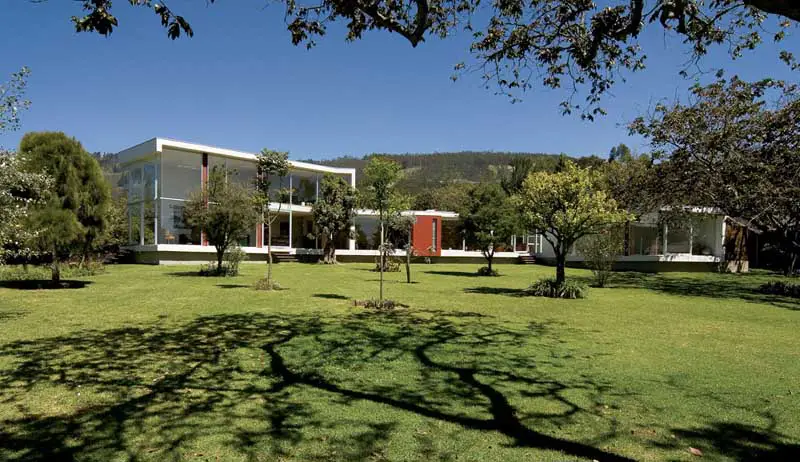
[0,262,798,461]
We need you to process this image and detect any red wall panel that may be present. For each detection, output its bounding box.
[411,216,442,257]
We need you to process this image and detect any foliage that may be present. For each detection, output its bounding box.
[759,281,800,298]
[463,183,518,273]
[372,242,401,273]
[92,195,128,259]
[517,161,632,285]
[500,157,535,195]
[362,157,403,301]
[254,148,291,286]
[527,278,588,299]
[0,150,51,263]
[253,277,283,291]
[412,182,474,212]
[353,298,403,310]
[185,166,257,274]
[601,152,654,214]
[631,77,800,275]
[608,144,633,163]
[65,2,799,119]
[577,227,625,288]
[224,246,248,276]
[18,132,111,281]
[0,67,31,133]
[477,266,499,277]
[311,174,357,264]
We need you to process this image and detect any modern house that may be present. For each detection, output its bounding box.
[119,138,741,271]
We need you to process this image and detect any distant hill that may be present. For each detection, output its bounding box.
[301,151,595,191]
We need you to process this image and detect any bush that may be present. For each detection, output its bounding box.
[0,262,104,280]
[224,246,247,276]
[526,278,588,299]
[577,227,624,287]
[477,266,499,276]
[254,278,282,291]
[759,281,800,298]
[353,299,404,310]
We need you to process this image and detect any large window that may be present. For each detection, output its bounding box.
[629,224,662,255]
[123,160,159,245]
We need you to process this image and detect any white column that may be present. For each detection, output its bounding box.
[688,223,693,255]
[153,164,159,245]
[288,174,293,249]
[139,202,145,246]
[663,222,668,255]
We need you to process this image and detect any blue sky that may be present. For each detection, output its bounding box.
[1,1,796,159]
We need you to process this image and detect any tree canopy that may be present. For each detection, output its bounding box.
[184,166,257,274]
[0,151,51,263]
[63,1,799,118]
[312,174,358,264]
[631,76,800,273]
[462,183,517,273]
[517,161,631,285]
[0,67,30,133]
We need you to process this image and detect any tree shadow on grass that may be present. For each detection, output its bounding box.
[0,280,91,290]
[576,273,799,311]
[424,271,485,278]
[216,284,250,289]
[651,421,800,461]
[463,287,530,297]
[313,293,349,300]
[0,310,637,462]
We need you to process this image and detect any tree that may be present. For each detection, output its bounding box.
[517,161,632,285]
[577,226,625,287]
[254,149,291,288]
[463,183,516,275]
[501,157,535,195]
[1,67,30,133]
[311,174,357,264]
[63,2,799,119]
[362,157,403,302]
[631,77,800,274]
[0,151,51,263]
[608,144,633,163]
[18,132,111,281]
[184,166,257,274]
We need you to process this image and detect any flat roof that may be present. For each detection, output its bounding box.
[117,137,357,176]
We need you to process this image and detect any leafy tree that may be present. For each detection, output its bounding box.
[501,157,535,195]
[577,226,625,287]
[0,67,30,133]
[517,161,631,285]
[385,194,416,283]
[608,144,633,163]
[184,166,257,274]
[463,183,517,275]
[362,157,403,302]
[631,77,800,274]
[254,149,291,288]
[18,132,111,280]
[63,1,799,118]
[311,174,358,264]
[0,151,51,263]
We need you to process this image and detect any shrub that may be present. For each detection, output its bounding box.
[759,281,800,298]
[354,298,404,310]
[254,278,282,291]
[477,266,499,276]
[576,226,624,287]
[0,262,104,280]
[223,246,247,276]
[526,278,588,299]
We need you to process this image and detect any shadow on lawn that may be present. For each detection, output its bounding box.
[0,280,91,290]
[0,310,637,462]
[424,270,484,278]
[464,287,529,297]
[313,293,349,300]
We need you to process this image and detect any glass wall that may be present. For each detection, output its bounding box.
[158,149,202,245]
[629,224,662,256]
[123,159,159,245]
[290,170,318,206]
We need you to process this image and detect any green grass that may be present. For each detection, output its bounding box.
[0,263,798,461]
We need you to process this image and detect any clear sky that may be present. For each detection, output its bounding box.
[1,1,796,159]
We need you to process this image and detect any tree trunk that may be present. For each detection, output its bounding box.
[555,251,566,286]
[323,234,336,264]
[405,247,411,284]
[379,220,385,302]
[216,246,225,273]
[487,255,493,273]
[51,250,60,283]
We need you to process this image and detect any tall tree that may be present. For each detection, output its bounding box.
[18,132,111,280]
[463,183,517,274]
[0,67,30,133]
[184,166,257,274]
[608,144,633,163]
[62,1,799,118]
[254,149,291,288]
[0,151,51,263]
[501,157,535,195]
[311,174,358,264]
[631,77,800,274]
[517,161,631,285]
[362,157,403,302]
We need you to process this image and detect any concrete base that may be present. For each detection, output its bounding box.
[535,258,726,273]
